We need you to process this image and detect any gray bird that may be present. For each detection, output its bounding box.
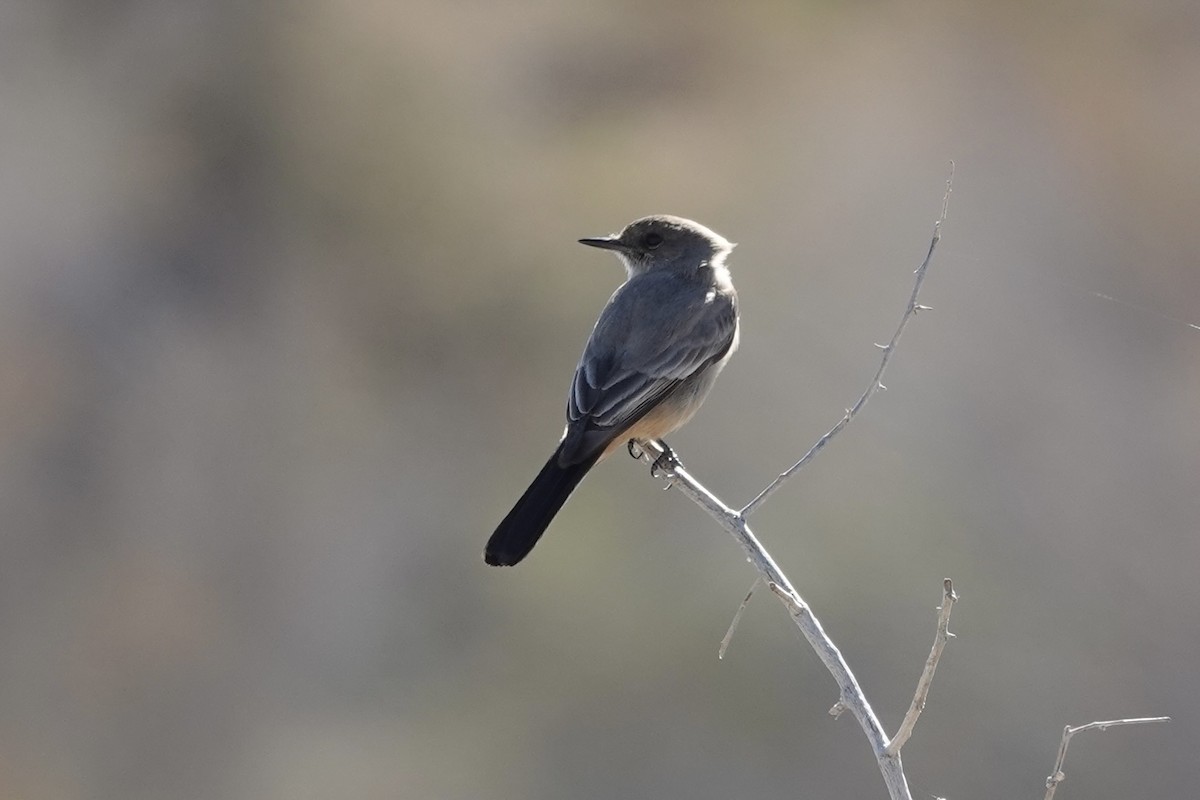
[485,215,739,566]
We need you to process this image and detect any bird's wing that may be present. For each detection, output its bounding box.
[560,273,737,463]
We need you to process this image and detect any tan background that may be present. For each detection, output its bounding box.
[1,1,1197,798]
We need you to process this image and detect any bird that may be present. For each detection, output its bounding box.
[484,215,739,566]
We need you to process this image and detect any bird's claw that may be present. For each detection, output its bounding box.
[650,443,681,480]
[627,440,644,460]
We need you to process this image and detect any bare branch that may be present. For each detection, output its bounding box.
[887,579,959,755]
[625,170,963,800]
[1043,716,1170,800]
[740,162,954,518]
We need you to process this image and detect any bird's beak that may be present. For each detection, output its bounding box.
[578,236,625,251]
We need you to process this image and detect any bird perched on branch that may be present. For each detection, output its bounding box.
[485,215,739,566]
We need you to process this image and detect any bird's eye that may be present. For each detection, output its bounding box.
[643,232,663,249]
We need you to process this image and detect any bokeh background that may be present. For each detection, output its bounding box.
[1,1,1197,798]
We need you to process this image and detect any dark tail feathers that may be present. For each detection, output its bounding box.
[484,448,599,566]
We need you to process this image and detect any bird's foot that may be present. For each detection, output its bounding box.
[627,440,645,460]
[650,441,681,480]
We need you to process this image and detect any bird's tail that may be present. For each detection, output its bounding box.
[484,447,600,566]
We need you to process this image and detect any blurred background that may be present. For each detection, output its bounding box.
[1,0,1197,798]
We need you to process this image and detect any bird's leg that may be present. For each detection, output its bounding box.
[650,439,681,479]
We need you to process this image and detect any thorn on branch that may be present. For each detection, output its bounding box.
[766,581,808,616]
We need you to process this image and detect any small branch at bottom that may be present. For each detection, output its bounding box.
[1043,716,1170,800]
[719,578,761,660]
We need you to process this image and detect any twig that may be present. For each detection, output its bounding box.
[718,578,760,660]
[740,162,953,518]
[887,579,959,755]
[1042,716,1169,800]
